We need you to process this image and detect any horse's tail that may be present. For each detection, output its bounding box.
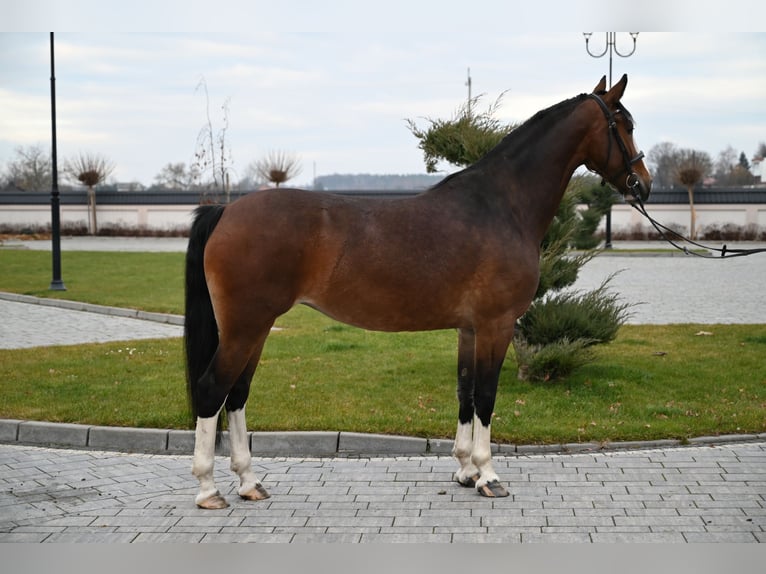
[185,204,226,421]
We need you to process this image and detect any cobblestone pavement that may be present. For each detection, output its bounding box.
[569,251,766,324]
[0,298,182,349]
[0,442,764,543]
[2,238,766,543]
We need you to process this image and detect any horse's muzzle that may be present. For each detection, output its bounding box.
[626,173,651,204]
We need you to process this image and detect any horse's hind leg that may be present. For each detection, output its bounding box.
[191,330,270,509]
[192,406,227,509]
[226,339,271,502]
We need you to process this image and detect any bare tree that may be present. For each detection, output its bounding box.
[674,149,712,239]
[253,151,302,188]
[714,145,738,183]
[192,78,233,202]
[153,162,199,190]
[64,152,114,234]
[2,145,51,191]
[647,142,680,189]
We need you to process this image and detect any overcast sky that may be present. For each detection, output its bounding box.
[2,2,765,187]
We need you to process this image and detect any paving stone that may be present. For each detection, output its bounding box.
[683,532,758,543]
[1,436,765,544]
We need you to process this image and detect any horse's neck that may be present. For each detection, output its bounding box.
[502,111,589,244]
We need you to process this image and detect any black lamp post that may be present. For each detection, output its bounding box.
[49,32,66,291]
[583,32,639,249]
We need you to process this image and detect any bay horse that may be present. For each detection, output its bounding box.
[184,75,651,508]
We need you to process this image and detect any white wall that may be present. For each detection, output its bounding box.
[0,205,195,230]
[2,202,766,234]
[609,203,764,231]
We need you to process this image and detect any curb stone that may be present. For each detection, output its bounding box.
[0,291,183,326]
[2,419,765,457]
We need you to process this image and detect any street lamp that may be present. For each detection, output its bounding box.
[49,32,66,291]
[583,32,639,249]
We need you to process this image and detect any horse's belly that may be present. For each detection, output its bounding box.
[298,292,464,333]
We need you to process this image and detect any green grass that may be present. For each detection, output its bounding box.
[0,250,184,313]
[1,249,764,444]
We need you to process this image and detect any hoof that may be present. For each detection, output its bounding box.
[454,472,481,488]
[477,480,509,498]
[196,492,229,509]
[240,483,270,501]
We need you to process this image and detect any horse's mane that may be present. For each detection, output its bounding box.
[481,93,589,162]
[432,93,589,190]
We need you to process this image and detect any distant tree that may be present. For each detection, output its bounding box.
[755,142,766,160]
[2,145,51,191]
[647,142,681,189]
[674,149,712,239]
[714,145,738,184]
[738,151,750,171]
[729,163,755,186]
[64,152,114,235]
[252,151,302,188]
[152,162,199,190]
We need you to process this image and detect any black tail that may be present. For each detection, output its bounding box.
[185,204,226,421]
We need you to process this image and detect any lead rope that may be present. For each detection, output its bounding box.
[630,195,766,259]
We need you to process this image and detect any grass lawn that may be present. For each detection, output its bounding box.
[1,249,764,444]
[0,250,185,313]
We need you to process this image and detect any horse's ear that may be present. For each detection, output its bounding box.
[593,76,607,94]
[603,74,628,104]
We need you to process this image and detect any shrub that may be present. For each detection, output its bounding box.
[514,276,633,382]
[513,337,594,382]
[518,276,632,347]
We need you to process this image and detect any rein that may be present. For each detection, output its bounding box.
[630,195,766,259]
[587,93,766,259]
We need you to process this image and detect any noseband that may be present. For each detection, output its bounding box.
[587,93,645,193]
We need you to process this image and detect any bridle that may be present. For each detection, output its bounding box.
[587,92,645,196]
[587,93,766,259]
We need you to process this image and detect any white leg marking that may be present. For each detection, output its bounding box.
[191,412,225,507]
[452,420,480,485]
[228,407,268,499]
[471,414,499,488]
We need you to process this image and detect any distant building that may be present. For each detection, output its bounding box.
[116,182,146,192]
[751,158,765,184]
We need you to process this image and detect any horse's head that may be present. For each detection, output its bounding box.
[583,74,652,203]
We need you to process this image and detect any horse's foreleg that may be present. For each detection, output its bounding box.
[192,409,228,509]
[470,415,507,497]
[453,329,481,487]
[227,407,270,501]
[470,326,514,498]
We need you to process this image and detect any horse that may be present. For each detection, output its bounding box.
[184,74,652,509]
